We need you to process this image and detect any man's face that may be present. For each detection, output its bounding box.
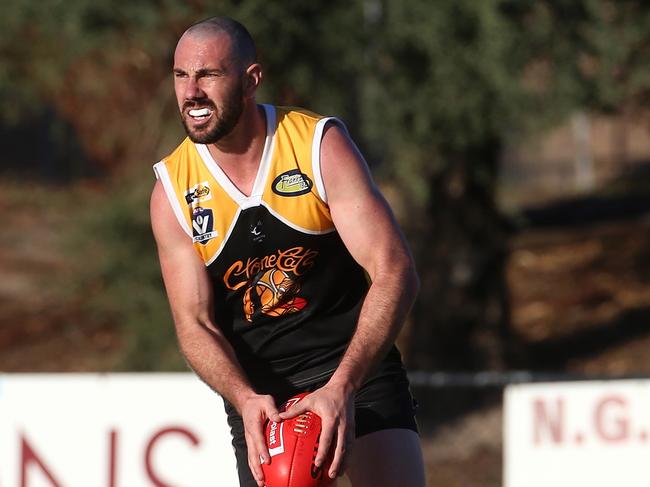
[173,33,245,144]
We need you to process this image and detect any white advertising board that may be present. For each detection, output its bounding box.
[0,373,239,487]
[505,380,650,487]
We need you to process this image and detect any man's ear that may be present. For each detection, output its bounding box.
[244,63,262,98]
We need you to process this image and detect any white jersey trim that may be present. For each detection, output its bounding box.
[312,117,348,204]
[195,104,276,210]
[261,201,336,236]
[205,207,242,267]
[153,161,192,238]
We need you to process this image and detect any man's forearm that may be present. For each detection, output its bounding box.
[176,319,257,412]
[327,260,419,393]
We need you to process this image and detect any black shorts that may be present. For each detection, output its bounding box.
[223,364,419,487]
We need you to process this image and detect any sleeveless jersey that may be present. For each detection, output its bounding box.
[154,105,371,389]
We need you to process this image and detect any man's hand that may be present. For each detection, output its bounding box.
[278,385,355,479]
[240,393,282,487]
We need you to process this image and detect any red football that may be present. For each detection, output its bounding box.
[262,393,334,487]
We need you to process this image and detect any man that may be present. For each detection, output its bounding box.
[150,16,425,487]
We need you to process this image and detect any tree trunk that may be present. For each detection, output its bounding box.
[407,139,515,371]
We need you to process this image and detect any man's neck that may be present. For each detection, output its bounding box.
[207,103,267,196]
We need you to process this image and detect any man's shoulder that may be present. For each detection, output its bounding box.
[273,106,341,142]
[157,137,195,168]
[274,105,327,124]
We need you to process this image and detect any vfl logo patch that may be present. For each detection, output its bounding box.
[192,206,218,244]
[272,169,313,197]
[185,182,212,206]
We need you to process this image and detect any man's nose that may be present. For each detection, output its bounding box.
[185,77,205,99]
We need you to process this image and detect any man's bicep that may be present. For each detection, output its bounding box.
[320,125,412,278]
[150,180,190,250]
[150,181,214,328]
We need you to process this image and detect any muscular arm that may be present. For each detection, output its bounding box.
[280,124,419,477]
[150,180,279,486]
[322,125,419,393]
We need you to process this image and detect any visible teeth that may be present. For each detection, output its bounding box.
[189,108,210,117]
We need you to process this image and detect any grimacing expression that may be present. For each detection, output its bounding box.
[180,80,244,144]
[173,33,246,144]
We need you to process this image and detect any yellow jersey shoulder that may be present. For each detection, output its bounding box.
[276,106,324,121]
[159,137,195,169]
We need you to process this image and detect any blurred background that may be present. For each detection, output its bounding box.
[1,0,649,485]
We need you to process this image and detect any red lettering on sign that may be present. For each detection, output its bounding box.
[573,431,585,445]
[533,397,564,445]
[594,395,629,443]
[108,429,118,487]
[144,427,200,487]
[20,434,63,487]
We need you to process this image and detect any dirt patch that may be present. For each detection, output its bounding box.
[508,218,650,373]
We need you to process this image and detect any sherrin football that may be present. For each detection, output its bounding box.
[262,393,334,487]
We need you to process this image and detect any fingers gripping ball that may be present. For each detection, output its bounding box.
[262,393,334,487]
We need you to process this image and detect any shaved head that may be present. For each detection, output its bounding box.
[182,16,257,72]
[173,17,263,144]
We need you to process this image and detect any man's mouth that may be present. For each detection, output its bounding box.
[187,107,213,122]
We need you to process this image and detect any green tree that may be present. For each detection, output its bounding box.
[2,0,648,371]
[361,0,526,369]
[359,0,650,370]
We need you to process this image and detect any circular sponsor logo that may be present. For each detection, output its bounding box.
[272,169,313,197]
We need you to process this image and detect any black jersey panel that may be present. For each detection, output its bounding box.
[208,205,368,384]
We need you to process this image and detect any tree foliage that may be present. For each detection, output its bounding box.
[2,0,648,370]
